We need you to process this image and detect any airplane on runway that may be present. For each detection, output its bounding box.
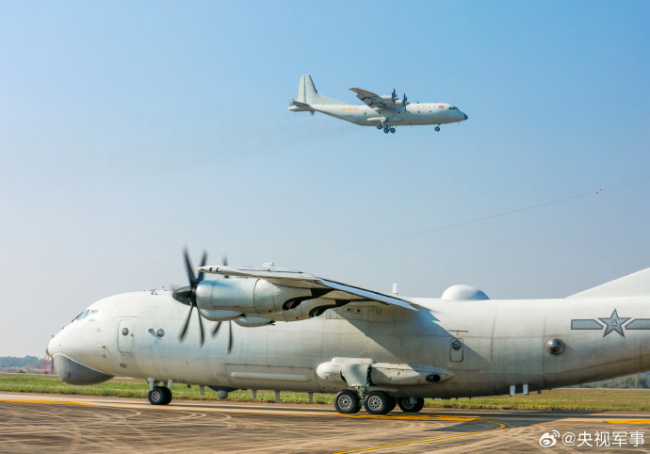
[48,251,650,415]
[289,74,468,134]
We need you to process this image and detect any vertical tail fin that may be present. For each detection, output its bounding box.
[297,74,318,104]
[569,268,650,298]
[294,74,346,106]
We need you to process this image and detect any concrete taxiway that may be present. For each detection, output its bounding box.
[1,392,650,453]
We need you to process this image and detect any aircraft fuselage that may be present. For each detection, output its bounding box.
[48,290,650,399]
[293,102,467,128]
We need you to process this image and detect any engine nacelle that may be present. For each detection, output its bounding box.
[195,278,313,318]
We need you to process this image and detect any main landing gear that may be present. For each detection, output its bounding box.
[397,397,425,413]
[435,126,441,132]
[148,386,172,405]
[334,390,424,415]
[376,124,396,134]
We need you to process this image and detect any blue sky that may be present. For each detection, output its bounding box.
[1,1,648,356]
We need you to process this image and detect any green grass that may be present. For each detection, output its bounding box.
[2,373,649,411]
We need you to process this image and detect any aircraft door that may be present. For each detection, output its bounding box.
[450,338,464,362]
[118,319,135,354]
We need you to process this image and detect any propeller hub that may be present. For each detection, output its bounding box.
[172,286,193,306]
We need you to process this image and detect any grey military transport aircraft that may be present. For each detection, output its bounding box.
[48,251,650,415]
[289,74,468,134]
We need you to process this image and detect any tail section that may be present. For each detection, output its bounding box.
[289,74,346,111]
[569,268,650,298]
[297,74,317,104]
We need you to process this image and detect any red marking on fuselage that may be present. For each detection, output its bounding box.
[341,107,359,111]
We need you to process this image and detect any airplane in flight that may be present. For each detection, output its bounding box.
[289,74,468,134]
[48,251,650,415]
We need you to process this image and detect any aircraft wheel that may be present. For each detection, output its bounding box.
[376,124,383,130]
[397,397,424,413]
[160,386,172,405]
[364,391,395,415]
[148,386,169,405]
[435,126,441,132]
[334,390,361,414]
[383,128,389,134]
[385,397,397,413]
[389,127,396,133]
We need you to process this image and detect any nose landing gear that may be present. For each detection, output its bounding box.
[148,386,172,405]
[435,126,441,132]
[147,377,173,405]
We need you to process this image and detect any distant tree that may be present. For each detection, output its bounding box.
[0,356,41,368]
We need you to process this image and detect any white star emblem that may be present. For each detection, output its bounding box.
[598,309,630,337]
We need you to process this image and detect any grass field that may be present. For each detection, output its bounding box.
[2,373,649,411]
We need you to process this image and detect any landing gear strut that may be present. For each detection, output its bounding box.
[148,386,172,405]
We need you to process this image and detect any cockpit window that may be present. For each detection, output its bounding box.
[72,309,99,322]
[449,106,457,110]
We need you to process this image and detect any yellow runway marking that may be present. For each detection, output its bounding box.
[0,398,90,406]
[339,414,490,422]
[333,415,506,454]
[606,420,650,425]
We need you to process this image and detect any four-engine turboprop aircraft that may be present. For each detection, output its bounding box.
[289,74,468,134]
[48,251,650,415]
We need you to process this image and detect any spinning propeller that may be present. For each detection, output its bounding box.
[211,253,233,353]
[173,249,208,346]
[172,249,233,352]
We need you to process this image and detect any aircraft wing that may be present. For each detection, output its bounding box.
[349,87,392,110]
[199,265,417,311]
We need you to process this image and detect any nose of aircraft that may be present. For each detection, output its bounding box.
[463,113,468,120]
[47,328,113,384]
[47,334,57,357]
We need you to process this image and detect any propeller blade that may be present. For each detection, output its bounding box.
[222,254,229,279]
[183,248,197,287]
[197,304,205,347]
[227,321,233,354]
[179,303,195,341]
[197,251,208,283]
[212,321,222,337]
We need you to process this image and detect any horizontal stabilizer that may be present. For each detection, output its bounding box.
[569,267,650,298]
[292,101,312,109]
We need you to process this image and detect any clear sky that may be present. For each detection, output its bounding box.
[1,1,648,357]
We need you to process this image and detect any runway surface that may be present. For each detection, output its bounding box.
[1,392,650,453]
